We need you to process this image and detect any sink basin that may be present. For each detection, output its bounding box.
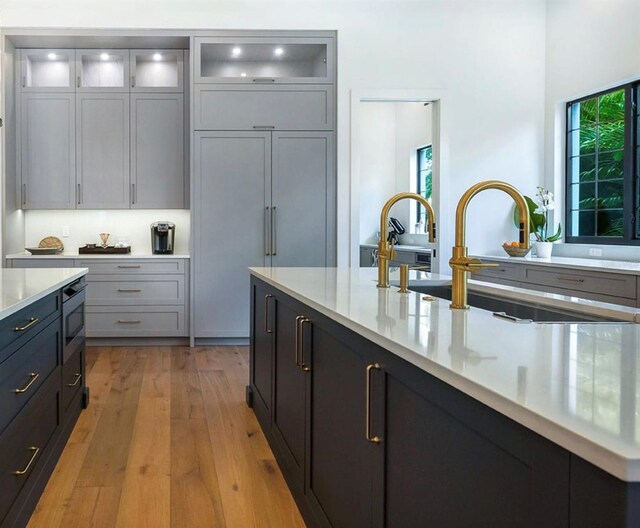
[409,284,632,323]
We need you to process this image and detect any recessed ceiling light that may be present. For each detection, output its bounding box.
[232,47,242,57]
[240,72,247,77]
[47,53,57,60]
[100,53,109,61]
[153,53,162,61]
[274,47,284,56]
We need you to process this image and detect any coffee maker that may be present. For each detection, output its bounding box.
[150,222,175,254]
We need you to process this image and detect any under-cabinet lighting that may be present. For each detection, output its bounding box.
[240,72,247,77]
[47,53,57,60]
[232,47,242,57]
[274,47,284,56]
[153,53,162,61]
[100,53,109,61]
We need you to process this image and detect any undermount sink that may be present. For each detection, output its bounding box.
[409,284,633,324]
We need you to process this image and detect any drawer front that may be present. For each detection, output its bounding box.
[0,371,59,523]
[522,281,637,307]
[10,258,75,269]
[195,85,334,130]
[0,319,60,435]
[78,259,185,275]
[86,275,185,306]
[470,260,524,282]
[86,306,186,337]
[62,347,83,412]
[0,292,60,362]
[524,267,637,299]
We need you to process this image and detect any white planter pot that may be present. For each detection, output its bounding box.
[535,241,553,258]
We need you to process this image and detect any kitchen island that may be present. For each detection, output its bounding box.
[0,268,88,528]
[248,266,640,528]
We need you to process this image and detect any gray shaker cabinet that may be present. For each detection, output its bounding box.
[194,132,271,338]
[19,92,76,209]
[76,93,130,209]
[130,93,185,208]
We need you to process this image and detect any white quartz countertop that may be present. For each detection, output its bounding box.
[475,253,640,275]
[6,252,190,259]
[0,268,88,320]
[250,266,640,482]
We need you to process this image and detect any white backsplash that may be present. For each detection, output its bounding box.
[23,210,191,255]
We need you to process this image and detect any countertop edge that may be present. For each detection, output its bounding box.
[249,267,640,482]
[6,253,191,259]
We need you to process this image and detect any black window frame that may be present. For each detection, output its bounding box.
[416,144,433,223]
[565,82,638,245]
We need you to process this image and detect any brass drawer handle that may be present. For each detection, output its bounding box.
[557,275,585,283]
[13,372,39,393]
[118,320,142,324]
[117,288,142,293]
[67,373,82,387]
[366,363,381,444]
[13,446,40,475]
[14,317,39,332]
[117,265,141,269]
[264,294,273,334]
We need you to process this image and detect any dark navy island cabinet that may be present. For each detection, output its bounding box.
[249,275,640,528]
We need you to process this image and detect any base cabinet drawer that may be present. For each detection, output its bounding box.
[62,347,83,412]
[0,371,59,525]
[86,306,186,337]
[86,274,185,305]
[78,259,185,275]
[0,319,60,435]
[471,261,524,282]
[524,267,636,300]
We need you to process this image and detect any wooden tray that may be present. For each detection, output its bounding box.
[78,245,131,255]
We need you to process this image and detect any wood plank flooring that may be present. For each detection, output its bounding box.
[26,346,306,528]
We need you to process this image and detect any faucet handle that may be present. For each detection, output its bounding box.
[466,259,499,270]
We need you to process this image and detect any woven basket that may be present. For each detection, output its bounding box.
[39,236,64,251]
[502,244,530,257]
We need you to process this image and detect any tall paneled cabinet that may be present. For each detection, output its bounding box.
[17,48,186,209]
[193,32,337,338]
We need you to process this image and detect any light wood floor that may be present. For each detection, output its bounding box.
[27,346,306,528]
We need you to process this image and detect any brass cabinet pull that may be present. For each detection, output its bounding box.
[365,363,381,444]
[295,315,304,366]
[264,294,273,333]
[265,206,271,256]
[557,275,585,283]
[118,265,141,269]
[13,372,39,393]
[13,446,39,475]
[300,318,311,372]
[118,288,142,293]
[14,317,39,332]
[67,373,82,387]
[271,206,277,256]
[118,320,142,324]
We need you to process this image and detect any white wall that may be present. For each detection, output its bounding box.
[23,210,190,255]
[0,0,548,265]
[544,0,640,260]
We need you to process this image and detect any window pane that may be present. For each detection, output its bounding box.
[597,180,624,209]
[569,127,596,156]
[571,183,595,210]
[597,121,625,151]
[572,210,596,237]
[597,209,624,237]
[578,98,597,128]
[597,150,624,180]
[571,154,596,183]
[598,89,625,123]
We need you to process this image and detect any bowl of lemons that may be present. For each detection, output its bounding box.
[502,241,531,257]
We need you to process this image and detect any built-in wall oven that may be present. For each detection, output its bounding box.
[62,276,88,409]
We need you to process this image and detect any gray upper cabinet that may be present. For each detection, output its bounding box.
[130,93,185,208]
[194,131,271,338]
[19,49,75,93]
[76,93,130,208]
[76,49,130,92]
[194,36,335,84]
[195,84,333,131]
[130,49,184,93]
[19,92,76,209]
[271,131,335,267]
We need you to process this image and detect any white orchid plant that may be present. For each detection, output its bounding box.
[514,186,562,242]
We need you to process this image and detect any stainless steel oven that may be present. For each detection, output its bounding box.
[62,276,86,363]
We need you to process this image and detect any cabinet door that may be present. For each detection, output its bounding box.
[194,132,270,337]
[76,93,130,209]
[271,132,335,266]
[130,93,184,208]
[305,321,379,528]
[250,279,274,427]
[76,49,130,92]
[130,49,184,93]
[19,93,76,209]
[19,49,75,93]
[271,296,307,493]
[382,370,570,528]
